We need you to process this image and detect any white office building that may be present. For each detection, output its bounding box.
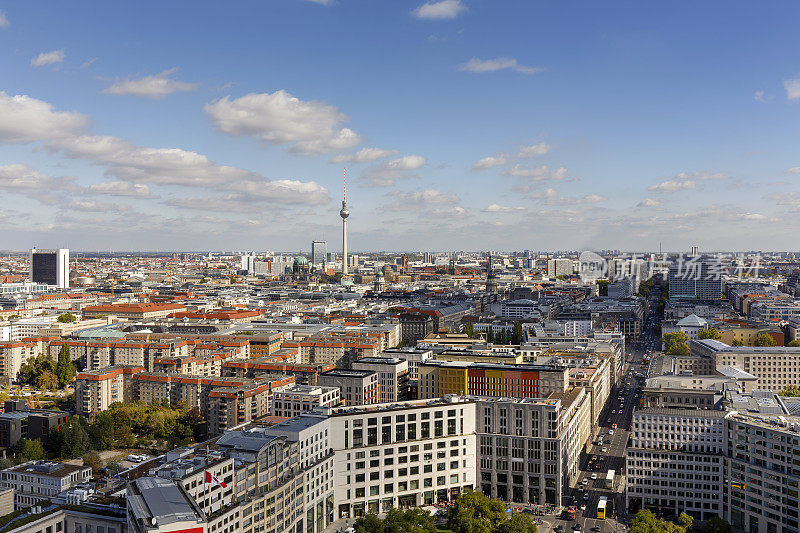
[29,248,69,289]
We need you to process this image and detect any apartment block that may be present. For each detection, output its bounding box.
[352,357,410,403]
[625,408,726,521]
[692,339,800,391]
[0,461,91,509]
[475,388,591,507]
[270,385,341,418]
[74,365,145,416]
[328,397,477,518]
[418,361,569,400]
[317,369,379,406]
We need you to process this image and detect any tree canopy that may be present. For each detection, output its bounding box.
[731,338,744,346]
[354,508,434,533]
[629,509,693,533]
[779,385,800,397]
[663,331,690,356]
[446,491,534,533]
[57,313,76,323]
[754,333,777,347]
[696,328,721,340]
[787,340,800,347]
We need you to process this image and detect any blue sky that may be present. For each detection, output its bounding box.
[1,0,800,252]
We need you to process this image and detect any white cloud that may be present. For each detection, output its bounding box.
[0,164,78,192]
[412,0,466,20]
[0,93,330,206]
[649,179,696,192]
[332,147,398,164]
[103,68,198,98]
[68,199,134,213]
[31,49,65,67]
[637,197,660,207]
[583,194,606,203]
[754,90,765,102]
[459,57,544,75]
[648,171,729,193]
[741,213,768,221]
[0,11,9,29]
[88,181,155,198]
[784,77,800,101]
[517,142,551,157]
[504,164,567,181]
[0,92,89,143]
[483,204,526,213]
[204,90,362,155]
[432,206,467,217]
[473,142,550,171]
[361,155,427,187]
[305,0,332,4]
[472,155,508,170]
[388,189,458,207]
[786,167,800,174]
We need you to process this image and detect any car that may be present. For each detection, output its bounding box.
[582,479,588,485]
[583,493,590,501]
[591,455,598,461]
[591,527,601,532]
[572,525,582,532]
[609,430,615,435]
[612,423,617,429]
[602,447,608,453]
[554,527,564,533]
[591,473,598,480]
[580,504,586,511]
[612,410,616,414]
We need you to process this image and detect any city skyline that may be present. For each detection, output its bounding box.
[2,1,800,251]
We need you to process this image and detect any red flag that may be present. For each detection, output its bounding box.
[204,470,227,488]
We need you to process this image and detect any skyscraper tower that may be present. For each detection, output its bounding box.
[340,169,350,278]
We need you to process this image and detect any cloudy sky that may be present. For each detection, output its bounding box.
[1,1,800,252]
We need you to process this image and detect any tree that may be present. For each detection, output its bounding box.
[55,344,76,387]
[697,517,732,533]
[59,418,90,459]
[787,340,800,347]
[629,509,693,533]
[731,338,744,346]
[354,508,435,533]
[511,323,523,345]
[597,280,609,296]
[779,385,800,397]
[17,439,45,461]
[57,313,76,323]
[38,370,58,391]
[83,451,102,475]
[495,513,537,533]
[447,490,507,533]
[697,328,721,340]
[463,322,475,338]
[755,333,777,347]
[17,353,56,387]
[663,331,690,356]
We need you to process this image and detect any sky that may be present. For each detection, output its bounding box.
[1,0,800,253]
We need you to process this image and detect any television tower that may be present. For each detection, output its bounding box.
[340,169,350,278]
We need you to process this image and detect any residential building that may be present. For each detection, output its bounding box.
[418,361,569,400]
[0,461,91,509]
[270,385,341,417]
[352,357,410,403]
[475,389,591,506]
[328,397,478,517]
[317,369,379,406]
[74,365,145,416]
[625,408,726,521]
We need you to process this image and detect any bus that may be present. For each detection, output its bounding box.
[605,469,615,489]
[597,497,608,520]
[561,507,576,521]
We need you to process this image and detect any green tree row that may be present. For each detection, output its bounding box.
[17,346,76,390]
[354,491,537,533]
[14,401,204,462]
[629,509,730,533]
[463,323,524,345]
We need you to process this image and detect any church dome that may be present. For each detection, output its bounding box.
[293,256,309,266]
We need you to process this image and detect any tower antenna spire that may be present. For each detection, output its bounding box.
[343,168,347,204]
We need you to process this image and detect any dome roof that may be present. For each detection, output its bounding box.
[293,255,309,266]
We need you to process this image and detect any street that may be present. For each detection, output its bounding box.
[539,286,662,533]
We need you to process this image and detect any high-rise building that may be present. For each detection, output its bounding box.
[312,240,327,266]
[668,256,723,300]
[29,248,69,289]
